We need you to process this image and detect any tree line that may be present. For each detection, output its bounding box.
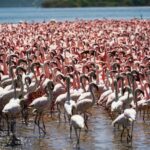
[41,0,150,8]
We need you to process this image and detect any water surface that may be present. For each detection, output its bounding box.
[0,7,150,23]
[1,106,150,150]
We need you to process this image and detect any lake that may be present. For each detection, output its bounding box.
[0,6,150,150]
[0,7,150,23]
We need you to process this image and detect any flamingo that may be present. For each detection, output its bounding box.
[106,75,124,109]
[0,54,18,84]
[111,74,134,114]
[70,106,85,148]
[29,80,54,135]
[97,70,117,105]
[0,72,24,118]
[77,74,99,102]
[112,87,144,142]
[137,82,150,121]
[64,76,76,122]
[112,112,133,142]
[72,74,89,101]
[76,82,98,129]
[55,74,88,122]
[50,73,66,116]
[1,65,16,88]
[2,76,24,146]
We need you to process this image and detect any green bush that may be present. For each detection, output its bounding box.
[41,0,150,7]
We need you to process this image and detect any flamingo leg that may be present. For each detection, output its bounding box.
[139,108,142,116]
[8,118,20,146]
[50,104,52,117]
[109,112,114,121]
[34,113,38,132]
[67,115,71,124]
[50,100,55,118]
[8,134,21,146]
[24,108,29,126]
[143,109,146,122]
[120,126,125,142]
[5,114,10,136]
[10,119,15,134]
[41,113,46,134]
[130,121,134,141]
[21,109,24,124]
[21,107,28,126]
[78,128,81,146]
[127,121,134,143]
[57,104,61,122]
[37,112,46,135]
[84,113,89,131]
[0,113,3,131]
[70,124,72,139]
[74,127,80,148]
[117,123,120,129]
[127,128,132,143]
[37,113,41,135]
[63,110,67,123]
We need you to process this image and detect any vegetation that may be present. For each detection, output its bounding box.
[41,0,150,8]
[0,0,149,7]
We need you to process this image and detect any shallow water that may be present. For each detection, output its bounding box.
[1,107,150,150]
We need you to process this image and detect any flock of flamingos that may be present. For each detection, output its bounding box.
[0,19,150,148]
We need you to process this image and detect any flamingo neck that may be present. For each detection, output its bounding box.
[72,77,76,89]
[27,60,31,73]
[81,80,86,92]
[96,68,100,84]
[66,81,70,102]
[134,90,139,112]
[115,83,118,101]
[75,72,80,89]
[13,81,17,99]
[48,89,53,102]
[121,79,124,96]
[147,74,150,83]
[25,81,30,93]
[90,85,95,105]
[61,61,65,74]
[20,78,24,97]
[44,64,50,78]
[102,69,105,81]
[132,79,136,99]
[144,84,150,99]
[3,60,8,75]
[33,72,39,89]
[36,67,40,77]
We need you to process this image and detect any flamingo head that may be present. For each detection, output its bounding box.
[18,58,27,66]
[46,80,55,92]
[123,86,132,95]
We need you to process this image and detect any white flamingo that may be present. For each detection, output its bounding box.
[70,106,85,148]
[76,82,98,129]
[29,80,54,135]
[64,76,76,122]
[55,74,87,122]
[106,75,124,108]
[2,75,24,146]
[112,87,144,142]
